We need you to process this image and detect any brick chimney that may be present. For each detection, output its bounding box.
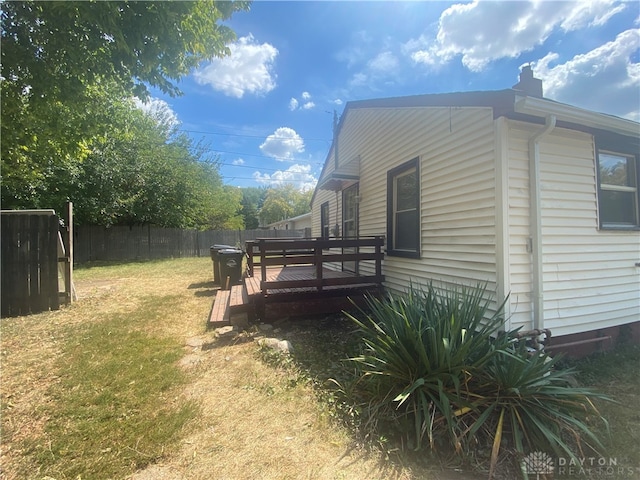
[512,65,543,98]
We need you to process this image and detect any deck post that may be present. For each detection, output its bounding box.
[260,240,267,296]
[246,241,254,277]
[375,236,382,280]
[315,242,323,292]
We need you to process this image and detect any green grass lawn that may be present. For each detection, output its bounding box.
[1,258,207,479]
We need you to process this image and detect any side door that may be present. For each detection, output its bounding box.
[342,184,359,273]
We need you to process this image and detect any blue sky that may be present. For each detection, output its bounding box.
[141,1,640,190]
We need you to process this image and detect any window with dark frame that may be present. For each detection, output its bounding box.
[597,150,640,229]
[387,157,420,257]
[320,202,330,239]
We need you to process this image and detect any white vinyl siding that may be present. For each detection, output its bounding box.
[313,106,639,339]
[318,106,498,297]
[506,120,640,336]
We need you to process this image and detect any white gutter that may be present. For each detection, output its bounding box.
[515,96,639,137]
[528,114,556,330]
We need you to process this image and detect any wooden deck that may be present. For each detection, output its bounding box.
[208,237,385,327]
[246,265,380,296]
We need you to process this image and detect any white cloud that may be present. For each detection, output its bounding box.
[406,0,627,72]
[193,34,278,98]
[289,92,315,111]
[333,98,343,106]
[561,1,626,29]
[232,158,245,166]
[337,30,403,92]
[133,97,180,130]
[350,72,369,87]
[533,28,640,121]
[259,127,305,161]
[368,51,399,72]
[253,164,317,190]
[347,45,403,91]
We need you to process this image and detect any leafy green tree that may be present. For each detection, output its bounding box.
[240,187,267,229]
[69,98,242,229]
[1,0,249,210]
[258,185,312,226]
[1,1,248,101]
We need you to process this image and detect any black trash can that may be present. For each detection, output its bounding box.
[210,244,234,285]
[218,249,244,289]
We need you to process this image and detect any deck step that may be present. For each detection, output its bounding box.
[229,284,247,312]
[208,289,230,327]
[245,275,261,297]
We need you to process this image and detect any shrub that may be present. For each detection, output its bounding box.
[339,282,608,478]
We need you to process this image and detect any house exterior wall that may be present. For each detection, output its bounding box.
[313,106,500,301]
[268,214,312,231]
[505,120,640,337]
[312,97,639,344]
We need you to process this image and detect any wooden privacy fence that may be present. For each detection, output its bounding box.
[2,211,60,316]
[74,225,308,264]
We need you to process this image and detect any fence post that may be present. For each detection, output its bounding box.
[64,202,75,302]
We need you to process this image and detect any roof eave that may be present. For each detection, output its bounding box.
[514,96,639,137]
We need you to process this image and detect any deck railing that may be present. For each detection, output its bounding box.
[245,236,385,294]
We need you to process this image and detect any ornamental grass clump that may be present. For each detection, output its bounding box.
[339,282,608,478]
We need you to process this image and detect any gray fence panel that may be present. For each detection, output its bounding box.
[74,226,306,264]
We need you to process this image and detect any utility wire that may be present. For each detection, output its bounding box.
[210,148,325,165]
[180,128,331,143]
[222,175,317,184]
[217,161,321,173]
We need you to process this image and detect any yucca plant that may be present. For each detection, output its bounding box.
[339,282,609,479]
[463,347,609,478]
[342,282,511,451]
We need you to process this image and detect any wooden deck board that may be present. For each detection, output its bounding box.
[245,275,261,297]
[230,284,244,307]
[208,289,230,326]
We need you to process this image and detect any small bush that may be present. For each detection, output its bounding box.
[338,282,608,478]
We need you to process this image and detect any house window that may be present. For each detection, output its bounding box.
[342,184,358,239]
[597,150,639,229]
[320,202,330,239]
[387,157,420,257]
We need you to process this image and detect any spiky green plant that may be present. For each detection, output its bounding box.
[339,282,609,479]
[343,282,510,451]
[465,347,608,478]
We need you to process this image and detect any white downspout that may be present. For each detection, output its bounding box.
[528,114,556,330]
